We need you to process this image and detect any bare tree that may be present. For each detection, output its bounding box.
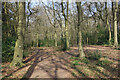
[113,0,118,47]
[76,2,85,58]
[10,2,26,67]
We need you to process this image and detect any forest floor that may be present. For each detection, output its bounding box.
[2,45,120,79]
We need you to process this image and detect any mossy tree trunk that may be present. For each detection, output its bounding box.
[105,2,112,45]
[65,0,70,50]
[54,31,57,47]
[113,0,118,47]
[61,0,69,50]
[76,2,85,58]
[37,32,39,47]
[52,1,57,47]
[10,2,26,67]
[87,37,88,45]
[23,2,26,49]
[13,2,19,34]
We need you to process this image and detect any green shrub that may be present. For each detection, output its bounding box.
[2,36,31,62]
[72,60,80,65]
[71,57,89,65]
[23,50,30,58]
[2,37,16,62]
[88,51,102,60]
[71,72,77,77]
[80,58,89,64]
[38,38,55,47]
[24,43,31,49]
[96,59,113,66]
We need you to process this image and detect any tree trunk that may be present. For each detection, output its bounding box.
[87,37,88,45]
[10,2,25,67]
[37,33,39,47]
[13,2,19,34]
[76,2,85,58]
[105,2,112,45]
[52,1,57,47]
[54,31,57,47]
[65,1,70,49]
[114,0,118,47]
[61,1,69,50]
[22,2,26,37]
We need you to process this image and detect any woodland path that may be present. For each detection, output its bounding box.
[23,45,120,78]
[23,47,75,78]
[2,45,120,78]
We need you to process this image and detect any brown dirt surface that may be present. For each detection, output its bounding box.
[2,45,120,79]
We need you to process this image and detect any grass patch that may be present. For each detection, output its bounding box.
[72,60,80,65]
[70,57,89,64]
[80,58,89,64]
[71,72,77,77]
[88,50,102,60]
[96,59,113,67]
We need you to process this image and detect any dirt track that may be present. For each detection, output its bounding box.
[2,46,120,78]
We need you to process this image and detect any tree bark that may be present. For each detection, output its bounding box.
[105,2,112,45]
[52,1,57,47]
[37,33,39,47]
[61,0,69,50]
[65,0,70,49]
[76,2,85,58]
[54,31,57,47]
[114,0,118,47]
[10,2,25,67]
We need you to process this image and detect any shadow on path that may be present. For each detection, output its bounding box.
[22,49,50,79]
